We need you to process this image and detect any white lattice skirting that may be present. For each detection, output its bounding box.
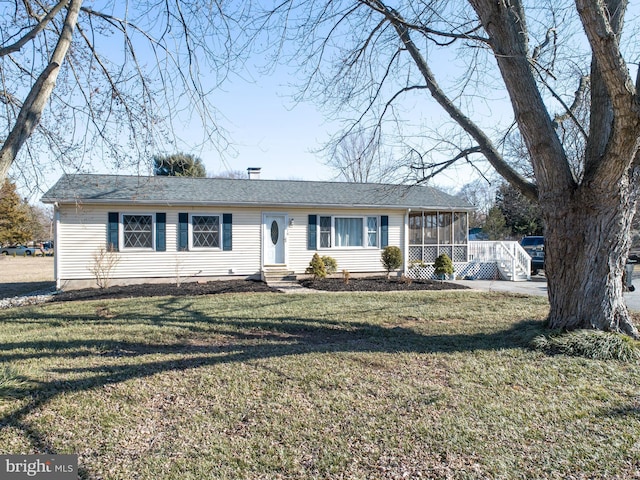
[408,262,500,281]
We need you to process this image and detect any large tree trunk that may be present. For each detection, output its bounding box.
[543,175,639,338]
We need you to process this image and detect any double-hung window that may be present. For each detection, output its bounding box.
[366,216,378,247]
[320,216,332,248]
[317,216,380,248]
[192,214,220,249]
[122,214,153,249]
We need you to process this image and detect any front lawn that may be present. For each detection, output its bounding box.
[0,291,638,479]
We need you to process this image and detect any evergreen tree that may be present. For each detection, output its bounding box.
[0,180,31,245]
[495,183,543,237]
[483,206,510,241]
[153,153,207,177]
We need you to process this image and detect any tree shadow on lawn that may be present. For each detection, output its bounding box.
[0,294,545,475]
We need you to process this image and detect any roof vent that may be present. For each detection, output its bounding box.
[247,167,261,180]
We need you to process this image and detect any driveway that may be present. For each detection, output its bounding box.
[452,274,640,312]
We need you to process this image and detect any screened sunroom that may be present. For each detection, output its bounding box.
[408,211,469,264]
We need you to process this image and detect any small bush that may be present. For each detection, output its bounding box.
[381,246,403,278]
[306,253,327,280]
[89,246,120,289]
[434,253,454,280]
[342,269,350,285]
[321,256,338,275]
[409,260,427,269]
[531,330,640,362]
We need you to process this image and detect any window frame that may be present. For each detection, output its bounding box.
[366,216,378,247]
[120,213,155,251]
[317,215,381,249]
[189,213,222,250]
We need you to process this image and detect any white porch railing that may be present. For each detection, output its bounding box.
[468,241,531,281]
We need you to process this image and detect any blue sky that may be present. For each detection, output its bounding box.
[181,60,489,192]
[201,70,338,182]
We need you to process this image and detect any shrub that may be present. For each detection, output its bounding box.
[321,255,338,275]
[531,330,640,362]
[306,253,327,280]
[434,253,454,280]
[89,246,120,289]
[381,246,403,278]
[342,269,350,285]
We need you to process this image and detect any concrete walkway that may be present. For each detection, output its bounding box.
[266,280,317,294]
[451,275,640,312]
[268,275,640,312]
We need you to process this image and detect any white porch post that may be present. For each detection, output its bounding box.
[404,209,410,273]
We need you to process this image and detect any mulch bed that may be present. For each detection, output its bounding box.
[44,276,468,303]
[300,276,469,292]
[52,279,279,302]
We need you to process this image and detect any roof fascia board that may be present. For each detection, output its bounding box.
[44,198,474,211]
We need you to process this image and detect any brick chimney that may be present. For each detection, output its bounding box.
[247,167,261,180]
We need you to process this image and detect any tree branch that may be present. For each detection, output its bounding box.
[0,0,82,180]
[0,0,69,57]
[575,0,634,115]
[467,0,575,196]
[368,0,538,200]
[410,145,482,180]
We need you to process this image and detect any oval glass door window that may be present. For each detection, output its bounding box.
[270,220,279,245]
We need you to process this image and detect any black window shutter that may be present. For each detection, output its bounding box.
[156,213,166,251]
[178,213,189,251]
[222,213,232,251]
[107,212,119,251]
[381,215,389,248]
[308,215,317,250]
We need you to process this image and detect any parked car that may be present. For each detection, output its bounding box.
[0,245,38,256]
[520,236,544,275]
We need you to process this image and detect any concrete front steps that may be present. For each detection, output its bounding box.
[261,268,297,288]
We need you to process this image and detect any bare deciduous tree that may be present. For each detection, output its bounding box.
[325,130,397,183]
[255,0,640,337]
[0,1,236,189]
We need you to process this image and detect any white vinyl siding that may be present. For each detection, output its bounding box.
[55,206,261,284]
[54,204,406,287]
[288,208,403,274]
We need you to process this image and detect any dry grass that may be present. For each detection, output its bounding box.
[0,256,54,298]
[0,291,639,479]
[0,256,53,283]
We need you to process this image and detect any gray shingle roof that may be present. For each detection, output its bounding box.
[41,174,473,210]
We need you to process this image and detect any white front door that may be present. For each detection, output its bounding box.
[264,214,286,265]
